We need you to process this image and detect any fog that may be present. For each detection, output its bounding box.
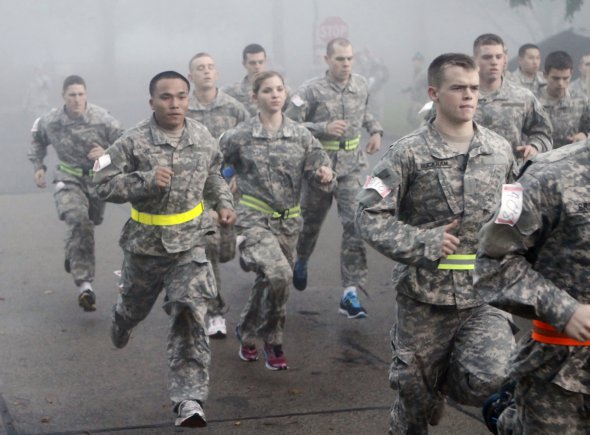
[2,0,590,192]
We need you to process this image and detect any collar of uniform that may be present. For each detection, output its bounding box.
[148,114,193,147]
[539,86,574,107]
[324,71,359,93]
[188,89,221,110]
[251,115,294,139]
[426,120,485,158]
[59,103,90,125]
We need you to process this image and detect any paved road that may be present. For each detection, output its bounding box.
[0,125,493,434]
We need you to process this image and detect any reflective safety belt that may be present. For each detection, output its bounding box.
[321,135,361,151]
[437,254,476,270]
[532,320,590,346]
[239,194,300,219]
[131,201,204,226]
[58,161,94,177]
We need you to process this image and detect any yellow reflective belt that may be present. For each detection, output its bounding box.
[131,201,204,226]
[437,254,477,270]
[239,194,300,219]
[321,135,361,151]
[58,161,94,177]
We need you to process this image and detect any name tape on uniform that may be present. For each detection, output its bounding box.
[364,175,391,198]
[495,183,523,226]
[291,94,304,107]
[93,154,111,172]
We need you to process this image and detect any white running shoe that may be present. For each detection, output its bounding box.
[206,315,227,339]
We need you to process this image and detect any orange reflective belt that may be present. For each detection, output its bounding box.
[532,320,590,346]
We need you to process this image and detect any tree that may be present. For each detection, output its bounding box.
[508,0,584,20]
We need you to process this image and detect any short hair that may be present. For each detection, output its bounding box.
[62,75,86,93]
[149,71,190,96]
[242,43,266,61]
[518,43,540,58]
[252,71,284,95]
[544,50,573,74]
[326,37,352,56]
[473,33,505,54]
[428,53,477,87]
[188,52,213,70]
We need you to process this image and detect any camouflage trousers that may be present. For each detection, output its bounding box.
[296,173,367,289]
[237,225,297,346]
[114,247,216,405]
[204,225,236,316]
[54,179,105,286]
[389,292,515,434]
[498,376,590,434]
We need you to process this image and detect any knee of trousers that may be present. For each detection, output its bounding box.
[446,365,506,405]
[267,263,292,291]
[62,208,93,227]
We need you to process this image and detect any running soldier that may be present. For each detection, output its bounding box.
[94,71,236,428]
[221,71,333,370]
[28,75,123,312]
[285,37,383,318]
[187,52,249,339]
[356,53,517,434]
[475,143,590,434]
[223,43,267,116]
[506,43,546,96]
[569,51,590,98]
[473,34,553,163]
[537,50,590,148]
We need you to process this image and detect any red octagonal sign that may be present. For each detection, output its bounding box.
[318,16,349,43]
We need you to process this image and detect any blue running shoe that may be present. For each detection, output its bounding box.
[339,288,367,319]
[293,259,308,291]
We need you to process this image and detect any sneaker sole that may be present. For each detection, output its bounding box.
[175,414,207,428]
[264,361,288,371]
[338,308,367,319]
[238,348,259,362]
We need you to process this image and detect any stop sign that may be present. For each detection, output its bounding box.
[318,16,349,44]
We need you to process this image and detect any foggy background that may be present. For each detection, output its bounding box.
[2,0,590,193]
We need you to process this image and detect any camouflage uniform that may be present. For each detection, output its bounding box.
[223,76,258,116]
[285,72,383,290]
[505,69,546,96]
[537,87,590,148]
[474,78,553,163]
[356,121,518,434]
[28,103,123,286]
[220,115,332,346]
[475,142,590,434]
[187,89,249,317]
[94,116,234,406]
[569,77,588,98]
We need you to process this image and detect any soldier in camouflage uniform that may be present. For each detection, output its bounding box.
[28,75,123,312]
[472,34,553,164]
[187,52,249,339]
[93,71,236,428]
[220,71,333,370]
[505,43,546,97]
[355,53,518,434]
[223,43,267,116]
[285,38,383,319]
[569,52,590,98]
[537,51,590,148]
[475,142,590,434]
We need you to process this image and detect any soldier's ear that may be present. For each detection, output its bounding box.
[427,86,439,103]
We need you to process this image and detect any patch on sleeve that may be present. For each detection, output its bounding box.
[363,175,391,198]
[494,183,523,226]
[93,154,112,172]
[30,117,41,133]
[291,94,304,107]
